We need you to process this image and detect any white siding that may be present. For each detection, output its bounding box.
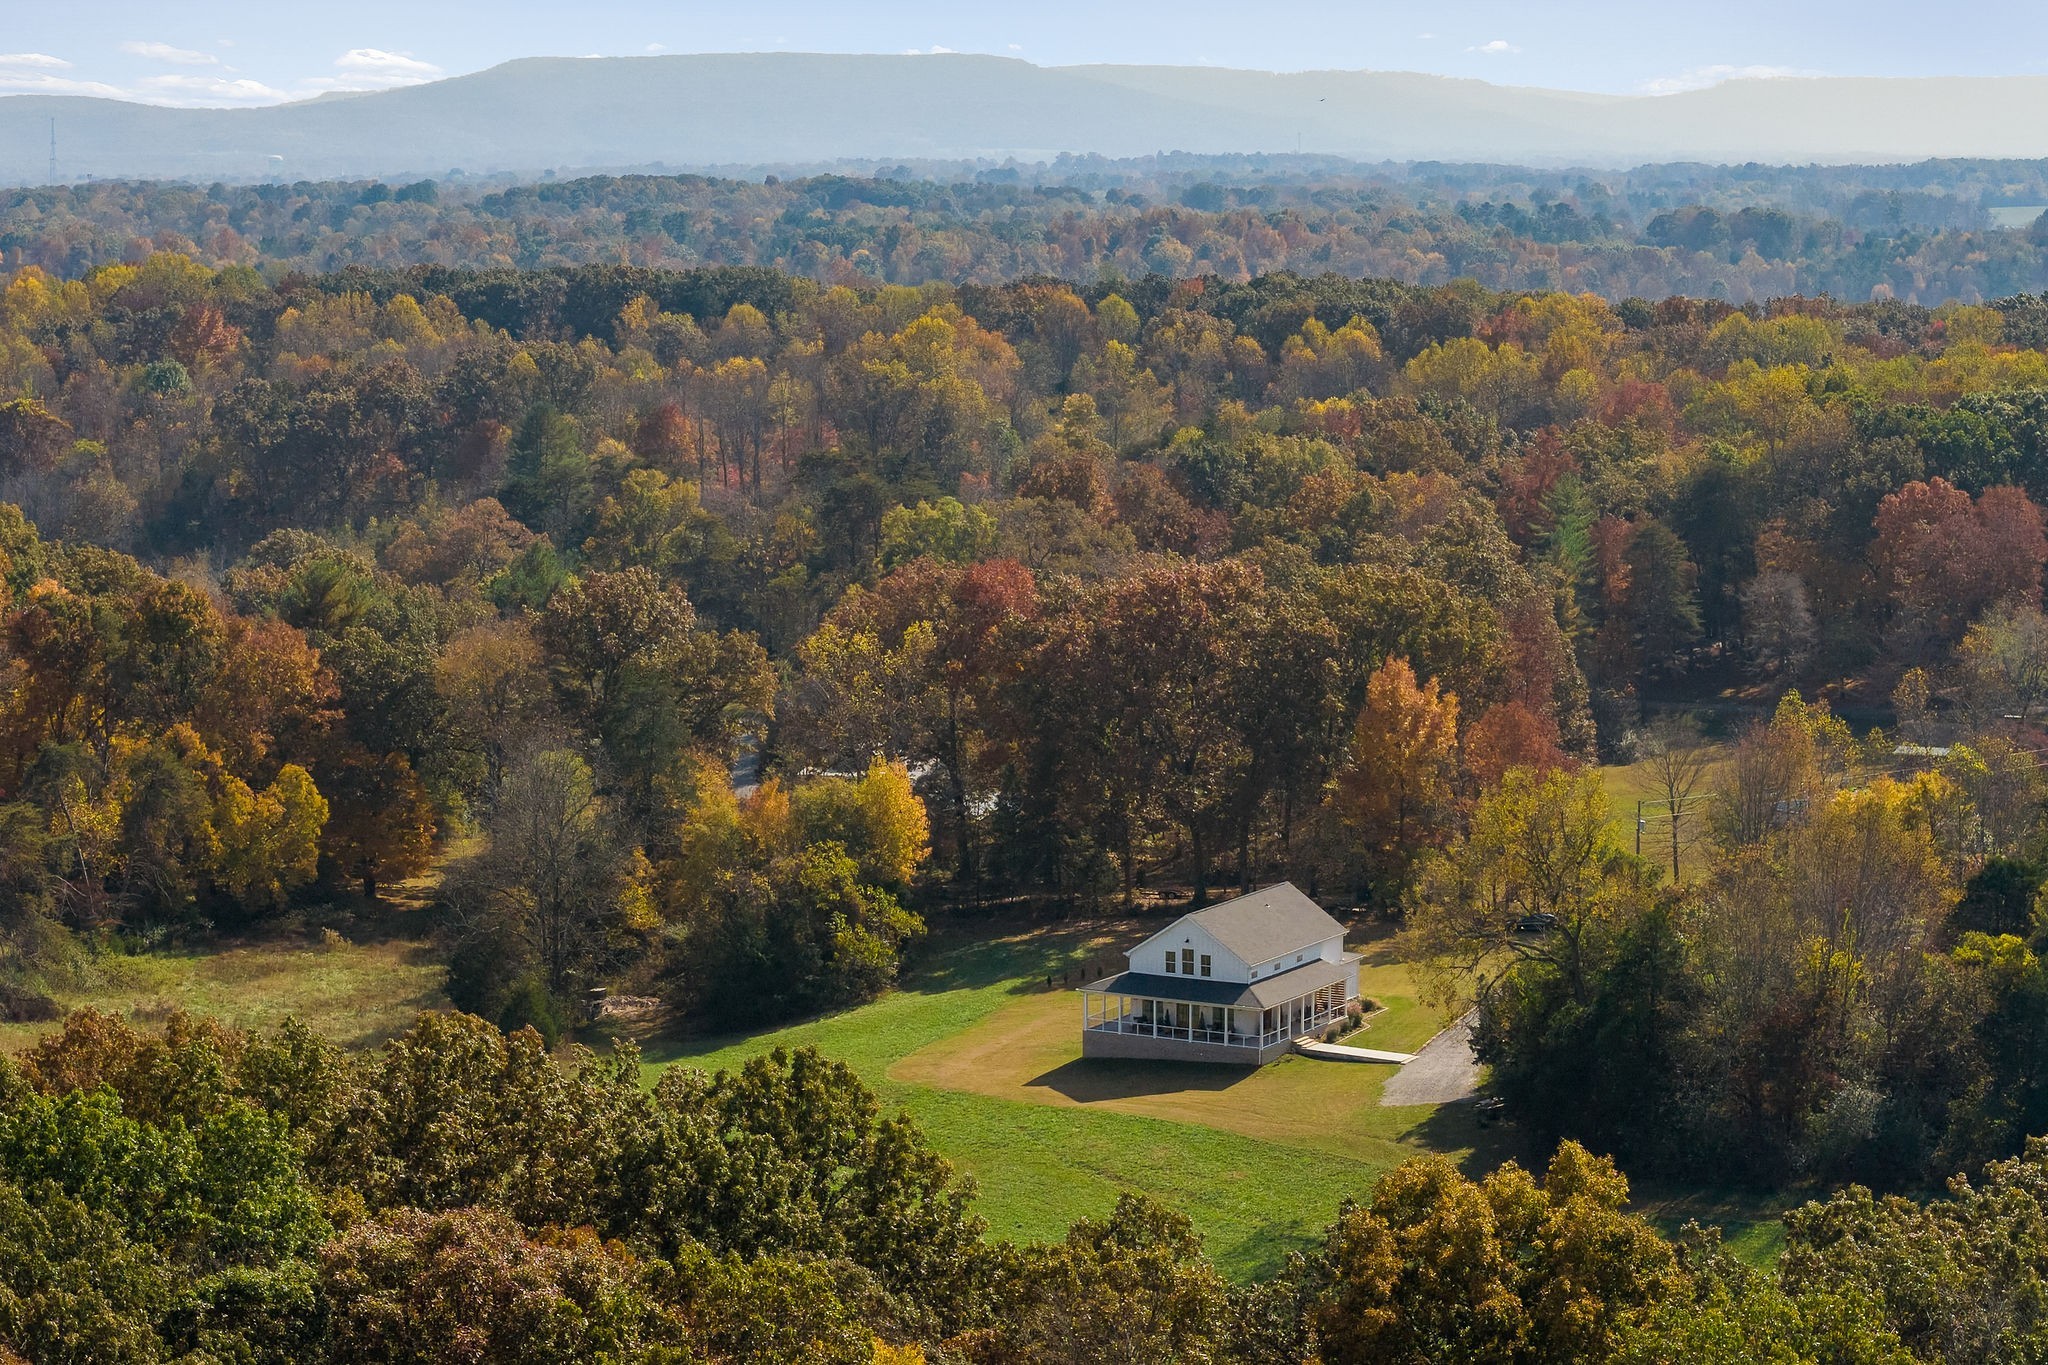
[1128,919,1252,982]
[1131,921,1353,986]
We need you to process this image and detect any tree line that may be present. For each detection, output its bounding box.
[8,1003,2048,1364]
[11,161,2048,304]
[1420,688,2048,1195]
[10,256,2048,1040]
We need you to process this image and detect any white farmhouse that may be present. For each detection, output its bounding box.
[1078,883,1360,1065]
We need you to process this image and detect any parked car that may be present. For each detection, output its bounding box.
[1515,912,1558,932]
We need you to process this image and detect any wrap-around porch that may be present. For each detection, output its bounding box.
[1081,979,1351,1050]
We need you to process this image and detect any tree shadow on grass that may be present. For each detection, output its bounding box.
[1025,1057,1255,1102]
[1349,918,1412,967]
[1394,1099,1521,1179]
[1209,1216,1324,1281]
[902,928,1124,998]
[1628,1183,1795,1263]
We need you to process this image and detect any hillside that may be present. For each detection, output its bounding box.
[6,54,2048,182]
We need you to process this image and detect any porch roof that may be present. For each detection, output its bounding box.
[1079,955,1357,1010]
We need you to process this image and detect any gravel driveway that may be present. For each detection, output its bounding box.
[1378,1012,1480,1106]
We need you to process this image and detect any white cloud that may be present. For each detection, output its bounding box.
[0,40,457,107]
[1638,63,1825,95]
[120,40,220,66]
[300,47,442,93]
[1007,43,1023,52]
[1417,32,1436,40]
[645,42,667,53]
[135,73,286,104]
[903,45,956,55]
[0,52,128,98]
[335,47,439,78]
[1467,39,1520,54]
[0,72,127,97]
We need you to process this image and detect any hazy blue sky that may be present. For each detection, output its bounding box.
[3,1,2043,106]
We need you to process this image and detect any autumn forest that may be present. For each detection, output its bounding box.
[11,163,2048,1358]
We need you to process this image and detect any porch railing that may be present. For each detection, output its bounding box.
[1083,997,1349,1049]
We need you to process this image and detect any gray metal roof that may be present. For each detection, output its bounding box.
[1180,883,1347,965]
[1082,971,1251,1007]
[1081,955,1358,1010]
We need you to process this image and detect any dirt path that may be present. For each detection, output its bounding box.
[1378,1012,1479,1107]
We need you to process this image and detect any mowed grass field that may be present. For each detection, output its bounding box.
[0,896,1790,1275]
[645,918,1504,1278]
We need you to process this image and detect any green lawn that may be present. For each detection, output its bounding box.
[646,918,1797,1276]
[3,909,1792,1278]
[645,922,1507,1278]
[1631,1184,1795,1265]
[1597,745,1734,887]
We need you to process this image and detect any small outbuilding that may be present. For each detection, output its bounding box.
[1078,883,1359,1065]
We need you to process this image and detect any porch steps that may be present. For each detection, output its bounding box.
[1293,1038,1415,1064]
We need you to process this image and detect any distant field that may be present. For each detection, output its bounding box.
[0,928,448,1054]
[1598,742,1735,886]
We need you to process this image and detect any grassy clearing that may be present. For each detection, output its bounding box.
[1597,743,1735,886]
[649,915,1796,1275]
[0,926,447,1055]
[646,918,1506,1278]
[0,894,1793,1276]
[1631,1185,1796,1266]
[889,930,1466,1160]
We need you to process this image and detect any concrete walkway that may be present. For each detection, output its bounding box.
[1377,1012,1481,1106]
[1294,1038,1416,1063]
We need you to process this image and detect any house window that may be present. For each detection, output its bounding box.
[1295,953,1304,963]
[1164,953,1175,973]
[1182,947,1196,975]
[1199,954,1212,978]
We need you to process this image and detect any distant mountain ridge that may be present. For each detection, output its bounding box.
[4,53,2048,184]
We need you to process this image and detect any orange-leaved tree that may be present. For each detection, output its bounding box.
[1332,656,1461,906]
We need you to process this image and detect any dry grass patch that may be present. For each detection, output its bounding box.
[0,933,447,1053]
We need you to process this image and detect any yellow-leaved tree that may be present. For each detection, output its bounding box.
[1312,1143,1681,1364]
[1412,764,1640,1010]
[212,763,328,911]
[795,759,933,891]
